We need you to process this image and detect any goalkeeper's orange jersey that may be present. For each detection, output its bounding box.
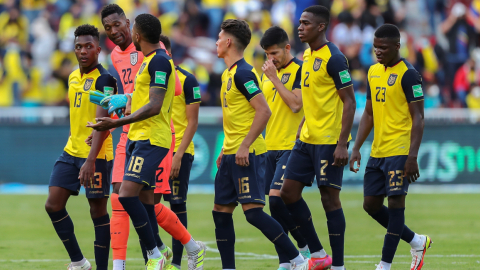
[64,64,117,160]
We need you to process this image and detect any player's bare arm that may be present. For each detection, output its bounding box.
[236,94,271,167]
[87,86,166,131]
[404,100,424,183]
[262,59,302,113]
[349,99,374,173]
[79,106,110,187]
[296,116,305,140]
[170,102,200,179]
[333,85,356,167]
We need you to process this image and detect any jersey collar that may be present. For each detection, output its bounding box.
[145,48,166,57]
[81,64,101,77]
[384,58,404,69]
[229,58,244,71]
[312,42,330,53]
[281,57,296,70]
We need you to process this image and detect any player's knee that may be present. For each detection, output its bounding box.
[244,207,263,225]
[280,188,292,204]
[268,195,283,212]
[321,194,341,212]
[89,204,107,219]
[45,201,61,213]
[363,201,377,215]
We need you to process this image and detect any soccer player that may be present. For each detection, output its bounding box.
[89,14,204,270]
[158,35,201,270]
[213,19,309,270]
[45,24,116,270]
[100,6,205,270]
[280,5,357,270]
[349,24,432,270]
[259,26,310,270]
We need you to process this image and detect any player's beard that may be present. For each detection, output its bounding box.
[133,39,141,51]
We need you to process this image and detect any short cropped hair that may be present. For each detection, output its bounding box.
[374,24,400,40]
[101,4,125,21]
[303,5,330,27]
[135,13,161,44]
[221,19,251,50]
[260,26,289,49]
[74,24,100,40]
[159,35,171,51]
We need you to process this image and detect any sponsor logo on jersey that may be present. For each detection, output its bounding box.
[281,73,291,84]
[388,73,398,86]
[413,84,423,98]
[104,86,114,96]
[313,58,323,71]
[339,70,352,84]
[193,86,201,99]
[84,78,94,91]
[130,52,138,65]
[155,71,166,84]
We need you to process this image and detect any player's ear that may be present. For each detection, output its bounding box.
[285,43,291,53]
[126,19,130,29]
[395,41,400,51]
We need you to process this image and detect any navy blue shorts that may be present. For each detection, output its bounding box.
[164,153,194,204]
[124,139,170,190]
[364,155,410,197]
[284,140,347,190]
[214,153,266,205]
[49,151,112,198]
[264,150,291,194]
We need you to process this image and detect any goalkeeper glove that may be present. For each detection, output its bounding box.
[89,90,109,110]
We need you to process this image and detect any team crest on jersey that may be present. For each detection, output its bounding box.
[388,73,398,86]
[281,73,291,84]
[313,58,323,71]
[227,77,232,91]
[138,63,146,74]
[130,52,138,65]
[84,78,94,91]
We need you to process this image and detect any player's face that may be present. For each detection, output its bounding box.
[264,44,288,69]
[298,12,325,43]
[74,35,100,68]
[216,30,228,58]
[132,23,141,51]
[373,37,399,65]
[102,13,130,46]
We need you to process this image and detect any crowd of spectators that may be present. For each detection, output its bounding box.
[2,0,480,109]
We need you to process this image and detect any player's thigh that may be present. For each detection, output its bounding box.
[363,157,387,197]
[166,153,194,204]
[284,141,316,186]
[269,150,291,193]
[232,153,267,206]
[264,151,277,195]
[214,154,238,206]
[49,152,81,196]
[313,144,346,190]
[84,159,111,199]
[384,155,410,197]
[123,140,169,192]
[112,133,128,185]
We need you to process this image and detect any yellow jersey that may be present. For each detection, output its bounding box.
[64,64,117,160]
[262,57,304,150]
[367,58,424,158]
[300,42,353,145]
[172,66,202,155]
[128,49,175,149]
[221,58,267,155]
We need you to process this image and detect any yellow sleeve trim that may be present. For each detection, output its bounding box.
[186,101,201,105]
[409,99,424,103]
[337,84,353,90]
[151,86,167,90]
[248,92,262,102]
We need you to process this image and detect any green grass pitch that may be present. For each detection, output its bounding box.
[1,192,480,269]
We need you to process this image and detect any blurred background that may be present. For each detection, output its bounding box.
[0,0,480,191]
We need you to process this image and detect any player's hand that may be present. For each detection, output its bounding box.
[87,118,117,131]
[404,156,420,183]
[170,154,182,179]
[262,59,277,80]
[349,148,361,173]
[216,150,223,169]
[236,144,250,167]
[79,160,95,188]
[333,144,349,167]
[85,132,93,146]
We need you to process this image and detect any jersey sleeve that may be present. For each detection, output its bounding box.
[148,55,172,90]
[401,69,424,102]
[326,54,353,90]
[292,65,302,90]
[234,69,262,101]
[95,74,118,95]
[184,74,202,105]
